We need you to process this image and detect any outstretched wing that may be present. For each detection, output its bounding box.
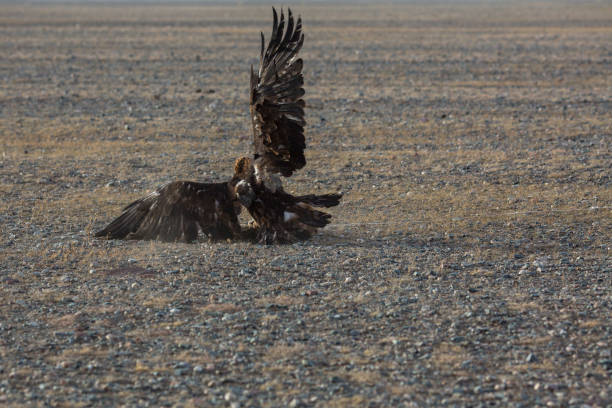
[95,181,240,242]
[250,7,306,177]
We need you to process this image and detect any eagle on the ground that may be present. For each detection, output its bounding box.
[95,8,341,244]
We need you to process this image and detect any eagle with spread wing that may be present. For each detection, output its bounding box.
[95,8,341,244]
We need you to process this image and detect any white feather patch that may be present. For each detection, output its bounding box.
[254,164,262,180]
[284,211,297,222]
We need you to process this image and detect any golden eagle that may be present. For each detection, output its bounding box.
[95,8,341,244]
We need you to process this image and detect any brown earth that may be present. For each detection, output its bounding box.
[0,2,610,407]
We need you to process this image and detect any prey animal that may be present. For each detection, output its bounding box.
[95,8,341,244]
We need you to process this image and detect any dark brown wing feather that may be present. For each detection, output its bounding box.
[295,193,342,208]
[95,181,240,242]
[250,7,306,177]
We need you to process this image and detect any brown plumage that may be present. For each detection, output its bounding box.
[96,8,341,244]
[95,181,241,242]
[240,184,341,244]
[250,8,306,177]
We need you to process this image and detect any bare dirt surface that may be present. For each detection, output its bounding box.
[1,2,610,407]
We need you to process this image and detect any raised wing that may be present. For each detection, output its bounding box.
[250,8,306,177]
[95,181,240,242]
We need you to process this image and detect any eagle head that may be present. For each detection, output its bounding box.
[235,180,255,208]
[234,156,253,179]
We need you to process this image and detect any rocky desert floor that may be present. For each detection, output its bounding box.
[0,1,610,407]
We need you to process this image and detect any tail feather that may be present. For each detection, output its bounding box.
[296,192,342,207]
[292,205,331,228]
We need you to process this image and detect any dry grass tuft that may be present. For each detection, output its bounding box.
[264,343,307,362]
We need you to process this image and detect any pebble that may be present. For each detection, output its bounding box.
[238,267,256,276]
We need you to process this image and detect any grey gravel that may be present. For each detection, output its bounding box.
[1,3,610,408]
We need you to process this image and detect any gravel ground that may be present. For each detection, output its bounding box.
[0,2,610,407]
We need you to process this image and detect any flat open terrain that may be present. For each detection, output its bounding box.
[1,1,610,406]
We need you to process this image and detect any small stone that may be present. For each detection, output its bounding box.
[193,365,204,374]
[238,267,256,276]
[461,360,472,369]
[532,259,545,272]
[526,353,537,363]
[494,382,507,391]
[174,368,188,376]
